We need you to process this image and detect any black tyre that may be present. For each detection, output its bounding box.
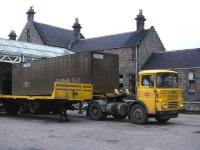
[29,102,42,115]
[155,117,170,123]
[88,102,107,120]
[129,104,148,124]
[4,102,19,115]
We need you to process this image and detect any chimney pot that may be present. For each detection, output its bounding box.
[72,18,82,41]
[8,30,17,40]
[26,6,36,22]
[135,9,146,31]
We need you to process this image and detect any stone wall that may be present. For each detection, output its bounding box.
[138,27,165,68]
[18,22,44,45]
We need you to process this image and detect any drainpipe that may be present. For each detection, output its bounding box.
[135,45,139,94]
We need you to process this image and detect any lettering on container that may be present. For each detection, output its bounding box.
[93,54,104,59]
[23,81,30,88]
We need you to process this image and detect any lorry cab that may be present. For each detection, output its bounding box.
[129,70,184,124]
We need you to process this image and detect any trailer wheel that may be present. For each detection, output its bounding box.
[155,117,170,123]
[29,102,42,115]
[19,102,29,114]
[4,102,19,115]
[129,104,148,124]
[88,102,107,120]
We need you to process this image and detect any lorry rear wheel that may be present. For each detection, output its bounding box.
[155,117,170,123]
[129,104,148,124]
[4,102,19,115]
[88,102,107,120]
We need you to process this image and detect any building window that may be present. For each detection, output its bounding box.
[188,72,196,92]
[119,74,123,89]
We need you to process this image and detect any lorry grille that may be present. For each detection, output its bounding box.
[168,94,178,109]
[168,101,178,109]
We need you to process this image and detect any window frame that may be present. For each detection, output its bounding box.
[140,74,155,88]
[187,71,196,93]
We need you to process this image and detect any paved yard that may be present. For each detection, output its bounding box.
[0,111,199,150]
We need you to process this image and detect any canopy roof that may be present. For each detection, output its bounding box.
[0,38,73,63]
[0,39,73,58]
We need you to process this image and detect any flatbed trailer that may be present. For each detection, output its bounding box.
[0,82,93,121]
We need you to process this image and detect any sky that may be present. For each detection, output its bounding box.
[0,0,199,51]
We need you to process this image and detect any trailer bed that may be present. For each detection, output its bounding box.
[0,82,93,101]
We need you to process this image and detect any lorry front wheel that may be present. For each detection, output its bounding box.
[129,104,148,124]
[88,102,107,120]
[155,117,170,123]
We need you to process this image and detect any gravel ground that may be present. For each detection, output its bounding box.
[0,111,200,150]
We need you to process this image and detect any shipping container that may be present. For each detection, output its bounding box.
[12,52,119,96]
[0,62,12,94]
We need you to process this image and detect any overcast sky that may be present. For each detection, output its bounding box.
[0,0,199,51]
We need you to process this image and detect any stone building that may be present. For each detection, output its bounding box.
[18,7,165,92]
[142,48,200,111]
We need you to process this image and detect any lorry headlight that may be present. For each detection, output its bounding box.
[162,104,168,109]
[180,104,184,108]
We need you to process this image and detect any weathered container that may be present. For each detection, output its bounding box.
[0,62,12,94]
[12,52,119,96]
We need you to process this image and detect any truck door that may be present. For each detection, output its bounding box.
[137,74,156,114]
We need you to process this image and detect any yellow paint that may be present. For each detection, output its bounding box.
[0,82,93,101]
[139,70,177,74]
[52,82,93,100]
[137,70,184,114]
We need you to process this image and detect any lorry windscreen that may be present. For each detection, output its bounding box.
[156,73,178,88]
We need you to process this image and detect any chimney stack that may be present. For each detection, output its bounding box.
[72,18,82,41]
[8,30,17,40]
[26,6,36,22]
[135,9,146,31]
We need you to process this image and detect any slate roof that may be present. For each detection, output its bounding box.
[33,22,84,48]
[33,21,150,52]
[142,48,200,69]
[71,29,149,52]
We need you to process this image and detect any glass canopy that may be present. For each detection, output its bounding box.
[0,38,73,63]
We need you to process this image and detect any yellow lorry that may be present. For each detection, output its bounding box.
[86,69,184,124]
[129,70,184,124]
[0,69,183,124]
